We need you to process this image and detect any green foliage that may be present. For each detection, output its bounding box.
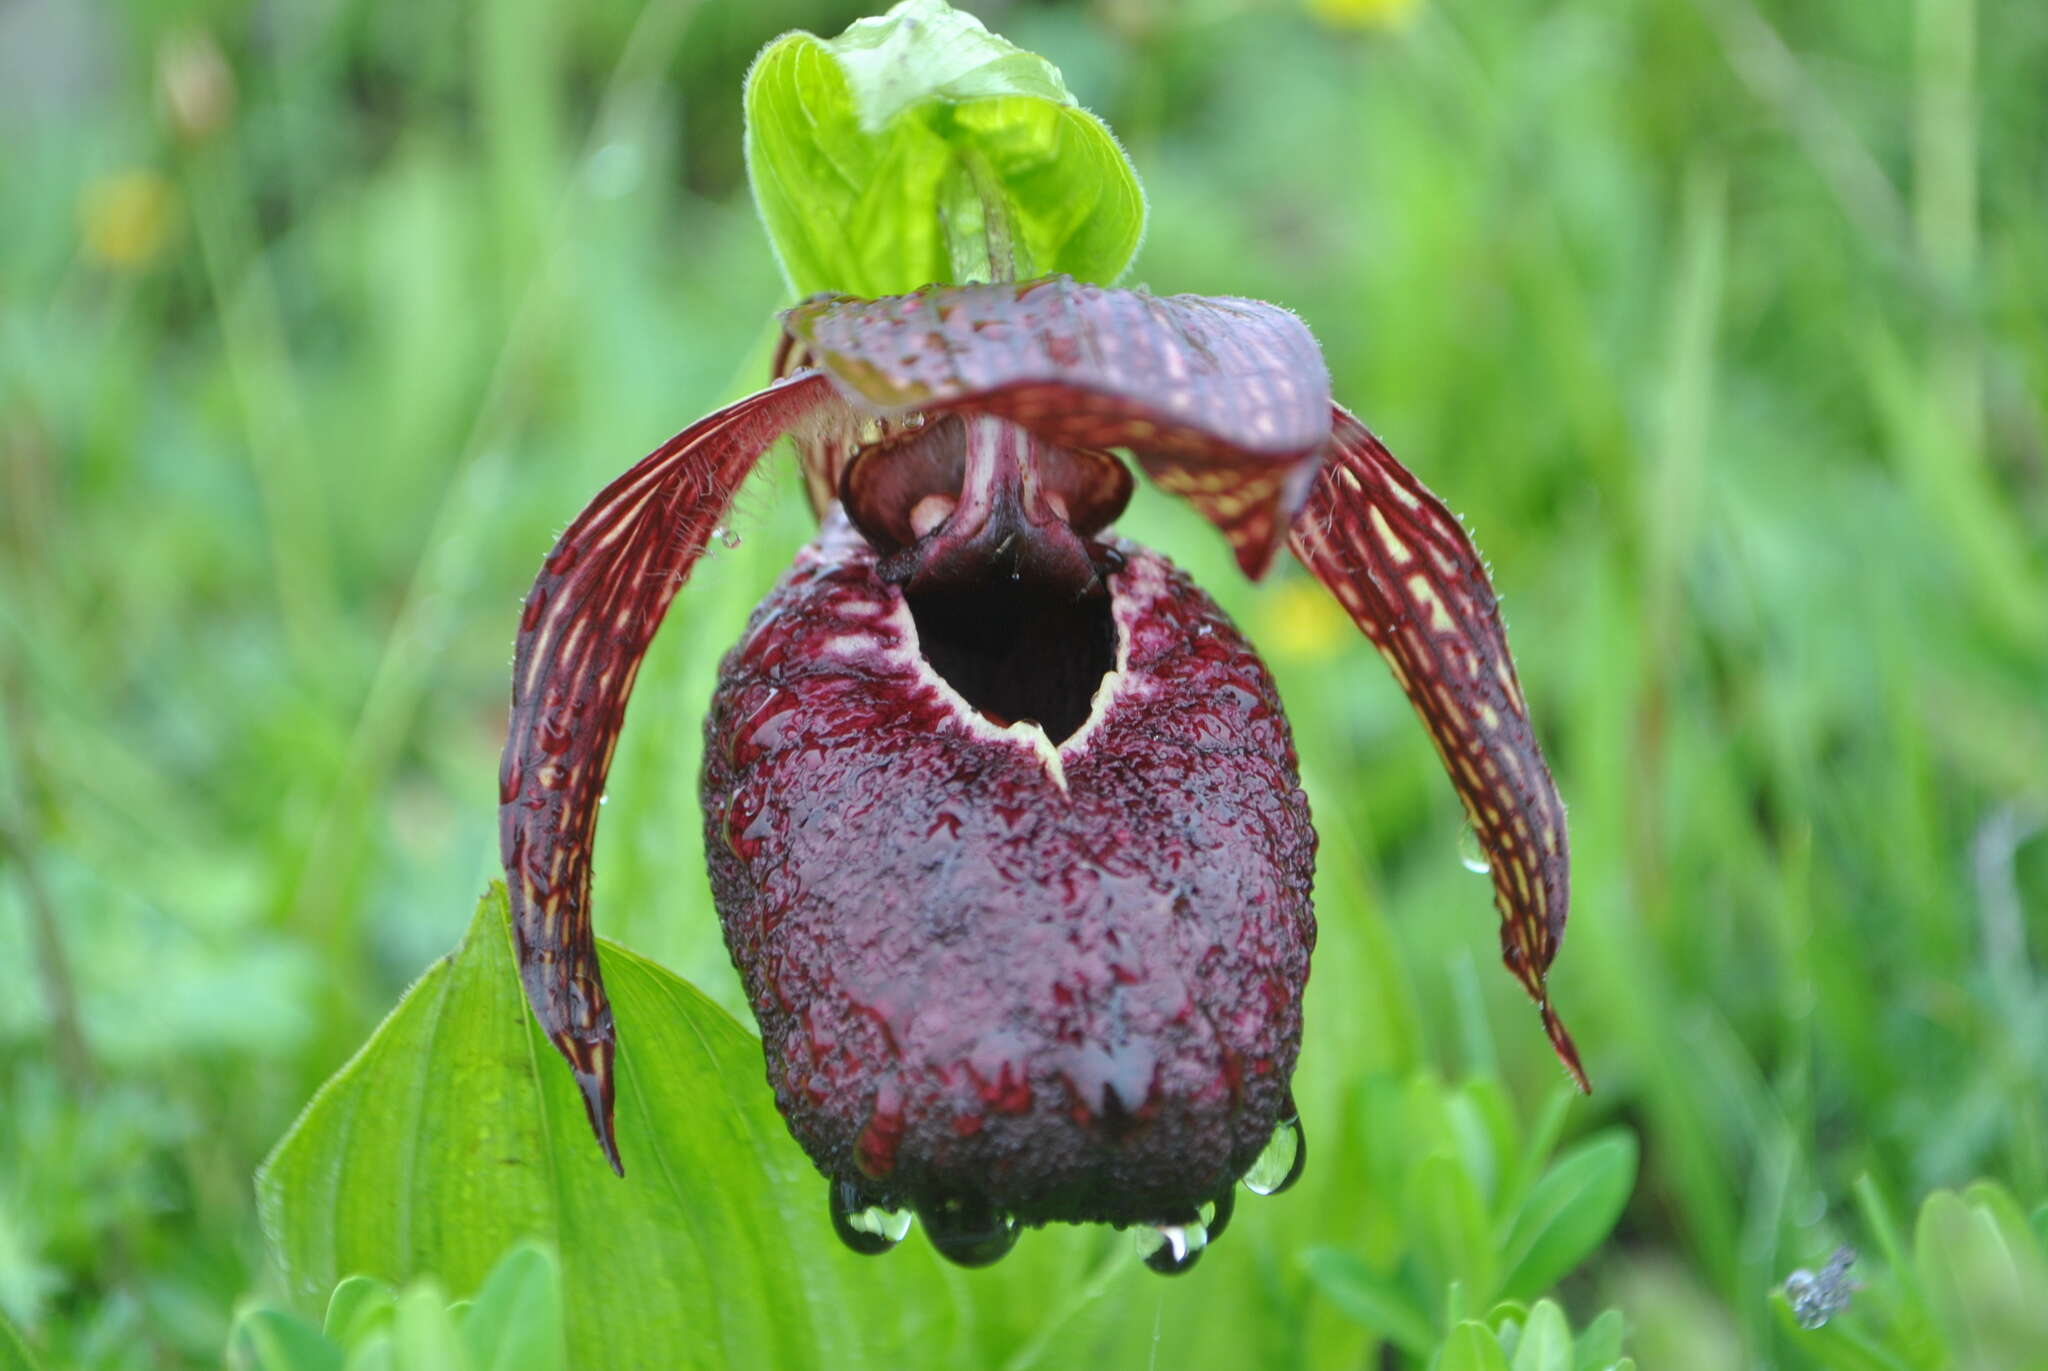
[744,0,1145,295]
[1302,1073,1636,1359]
[258,889,1475,1369]
[1437,1321,1512,1371]
[227,1243,563,1371]
[0,1306,46,1371]
[1437,1301,1634,1371]
[258,887,969,1368]
[1775,1180,2048,1371]
[1913,1184,2048,1369]
[4,0,2047,1367]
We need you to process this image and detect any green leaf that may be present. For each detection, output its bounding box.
[0,1309,45,1371]
[1400,1073,1456,1161]
[1447,1077,1514,1212]
[1511,1300,1572,1371]
[1412,1153,1498,1308]
[1912,1183,2048,1369]
[323,1276,395,1344]
[229,1249,567,1371]
[341,1334,395,1371]
[1960,1179,2046,1262]
[459,1245,563,1371]
[391,1284,463,1371]
[257,885,972,1369]
[227,1309,344,1371]
[1573,1309,1626,1371]
[1498,1132,1637,1300]
[1437,1320,1513,1371]
[1301,1247,1439,1357]
[1853,1172,1938,1357]
[1496,1086,1575,1222]
[744,0,1145,297]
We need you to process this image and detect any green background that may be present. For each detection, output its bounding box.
[1,0,2044,1366]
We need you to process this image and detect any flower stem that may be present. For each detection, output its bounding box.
[942,146,1027,284]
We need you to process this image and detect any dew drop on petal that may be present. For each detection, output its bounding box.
[1136,1222,1205,1276]
[828,1179,912,1256]
[1135,1187,1237,1276]
[918,1192,1017,1268]
[1243,1106,1306,1196]
[1458,827,1491,874]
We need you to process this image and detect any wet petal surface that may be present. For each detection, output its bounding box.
[701,514,1318,1227]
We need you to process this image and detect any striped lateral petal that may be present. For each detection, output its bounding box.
[499,372,843,1172]
[1289,405,1586,1091]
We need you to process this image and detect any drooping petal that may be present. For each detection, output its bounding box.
[1289,405,1587,1090]
[501,372,843,1171]
[783,276,1331,577]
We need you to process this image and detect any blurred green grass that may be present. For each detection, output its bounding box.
[1,0,2044,1366]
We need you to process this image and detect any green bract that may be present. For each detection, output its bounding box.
[744,0,1145,297]
[254,887,977,1369]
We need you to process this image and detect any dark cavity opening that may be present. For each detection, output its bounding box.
[907,578,1118,745]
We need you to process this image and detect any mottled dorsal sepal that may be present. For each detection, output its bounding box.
[501,372,842,1172]
[1289,405,1587,1091]
[784,276,1332,576]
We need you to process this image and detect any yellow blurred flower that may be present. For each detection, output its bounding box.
[1308,0,1422,32]
[1258,574,1354,662]
[79,171,177,271]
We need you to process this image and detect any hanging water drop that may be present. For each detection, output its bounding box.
[828,1179,912,1256]
[1202,1186,1236,1243]
[918,1192,1018,1268]
[1135,1222,1205,1275]
[1457,826,1491,874]
[1243,1105,1307,1196]
[713,523,743,550]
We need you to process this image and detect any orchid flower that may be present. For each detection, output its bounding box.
[498,3,1581,1273]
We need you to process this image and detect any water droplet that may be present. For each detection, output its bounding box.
[1203,1186,1236,1243]
[1784,1246,1857,1329]
[1458,827,1491,874]
[1134,1187,1236,1276]
[713,524,742,550]
[597,792,609,806]
[1135,1222,1205,1275]
[828,1180,911,1256]
[1243,1107,1306,1196]
[918,1192,1018,1268]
